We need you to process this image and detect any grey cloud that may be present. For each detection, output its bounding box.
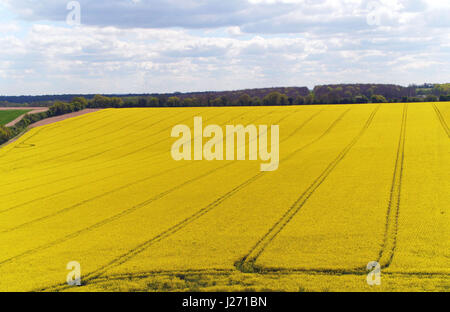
[6,0,286,29]
[5,0,448,35]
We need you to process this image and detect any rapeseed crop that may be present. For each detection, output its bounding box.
[0,104,448,291]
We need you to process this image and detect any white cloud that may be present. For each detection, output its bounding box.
[0,0,448,95]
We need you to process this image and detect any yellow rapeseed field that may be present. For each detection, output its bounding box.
[0,103,448,292]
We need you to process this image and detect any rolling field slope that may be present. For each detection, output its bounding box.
[0,104,448,292]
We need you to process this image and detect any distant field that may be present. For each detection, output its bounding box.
[0,109,31,126]
[0,103,448,292]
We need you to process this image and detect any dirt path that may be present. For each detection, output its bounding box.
[3,107,50,127]
[27,109,101,129]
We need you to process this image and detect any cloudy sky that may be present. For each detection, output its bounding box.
[0,0,449,95]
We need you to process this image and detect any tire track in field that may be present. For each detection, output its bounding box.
[5,109,210,172]
[76,109,257,164]
[17,109,115,146]
[5,108,201,171]
[0,109,255,203]
[0,110,111,161]
[240,104,408,274]
[0,110,253,215]
[42,108,350,291]
[0,126,46,152]
[0,110,279,229]
[1,109,146,171]
[236,105,380,272]
[2,109,108,149]
[0,160,193,233]
[0,110,184,195]
[0,109,129,167]
[0,161,228,267]
[248,104,406,274]
[38,269,236,292]
[102,109,273,166]
[61,265,448,292]
[41,267,449,292]
[88,268,450,284]
[0,110,238,196]
[3,109,162,166]
[0,112,80,156]
[0,108,238,189]
[376,104,408,269]
[282,109,324,142]
[0,110,282,262]
[432,103,450,138]
[21,108,219,170]
[0,155,174,216]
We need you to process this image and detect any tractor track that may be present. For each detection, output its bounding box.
[432,103,450,138]
[0,110,262,227]
[0,109,249,198]
[4,109,214,172]
[236,105,380,272]
[0,108,248,190]
[3,109,165,166]
[0,109,288,263]
[376,104,408,268]
[39,107,350,292]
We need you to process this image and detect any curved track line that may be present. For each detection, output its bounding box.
[42,265,449,292]
[41,108,351,291]
[0,110,259,219]
[0,109,217,196]
[0,108,245,190]
[0,160,191,232]
[432,103,450,138]
[4,109,212,172]
[0,109,167,182]
[0,161,229,266]
[0,111,249,198]
[15,109,116,147]
[0,110,286,261]
[236,105,380,271]
[0,110,266,214]
[376,104,408,268]
[85,267,450,288]
[0,109,110,158]
[0,109,155,170]
[282,109,324,143]
[2,109,162,166]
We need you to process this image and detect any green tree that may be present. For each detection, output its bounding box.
[252,97,262,106]
[183,98,194,107]
[138,97,148,107]
[71,97,88,111]
[167,96,181,107]
[295,95,305,105]
[263,92,289,106]
[425,94,438,102]
[148,97,159,107]
[371,95,387,103]
[354,95,369,103]
[110,97,124,108]
[304,94,314,105]
[49,101,74,115]
[0,125,12,144]
[238,94,251,106]
[91,95,111,108]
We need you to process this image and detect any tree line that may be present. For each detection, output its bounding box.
[3,84,449,109]
[2,83,450,145]
[84,84,449,109]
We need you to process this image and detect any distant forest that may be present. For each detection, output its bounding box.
[1,84,450,108]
